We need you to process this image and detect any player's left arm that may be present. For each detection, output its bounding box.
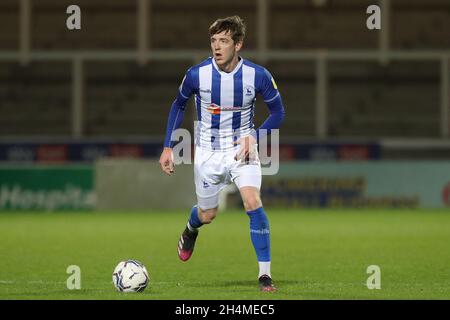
[254,68,286,142]
[235,69,285,162]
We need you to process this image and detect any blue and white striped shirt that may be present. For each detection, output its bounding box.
[164,57,285,151]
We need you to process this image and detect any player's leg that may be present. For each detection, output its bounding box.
[232,160,277,292]
[185,204,219,232]
[178,205,218,262]
[178,146,224,262]
[239,186,276,292]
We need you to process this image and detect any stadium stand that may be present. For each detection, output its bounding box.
[0,0,448,138]
[0,62,71,136]
[0,0,19,50]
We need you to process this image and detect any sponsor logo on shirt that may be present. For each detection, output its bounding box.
[207,103,246,115]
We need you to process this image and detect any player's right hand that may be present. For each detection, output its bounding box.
[159,147,174,175]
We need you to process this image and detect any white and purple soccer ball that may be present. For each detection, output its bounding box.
[112,260,149,292]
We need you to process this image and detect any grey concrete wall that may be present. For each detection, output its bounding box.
[95,158,195,210]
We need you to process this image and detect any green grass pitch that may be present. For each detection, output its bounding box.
[0,209,449,299]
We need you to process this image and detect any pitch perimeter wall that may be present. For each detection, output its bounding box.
[1,160,449,211]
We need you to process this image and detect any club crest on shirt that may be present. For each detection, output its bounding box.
[245,86,254,96]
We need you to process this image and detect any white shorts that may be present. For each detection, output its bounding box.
[194,145,262,210]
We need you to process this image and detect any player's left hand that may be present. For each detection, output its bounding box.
[234,135,257,163]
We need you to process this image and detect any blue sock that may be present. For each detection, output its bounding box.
[188,205,203,230]
[246,207,271,262]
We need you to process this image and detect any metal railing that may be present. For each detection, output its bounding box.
[0,0,448,141]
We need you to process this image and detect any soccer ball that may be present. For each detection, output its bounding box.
[112,259,149,292]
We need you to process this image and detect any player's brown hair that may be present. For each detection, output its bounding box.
[209,16,246,43]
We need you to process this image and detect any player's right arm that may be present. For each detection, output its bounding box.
[159,68,195,175]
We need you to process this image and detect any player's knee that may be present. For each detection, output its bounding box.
[243,195,262,212]
[198,208,218,224]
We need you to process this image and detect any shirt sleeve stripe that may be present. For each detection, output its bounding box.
[264,92,280,103]
[178,88,189,99]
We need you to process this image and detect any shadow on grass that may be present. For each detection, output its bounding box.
[189,279,304,288]
[0,283,172,299]
[1,280,306,299]
[1,289,151,299]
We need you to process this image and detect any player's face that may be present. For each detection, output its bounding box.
[210,31,242,68]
